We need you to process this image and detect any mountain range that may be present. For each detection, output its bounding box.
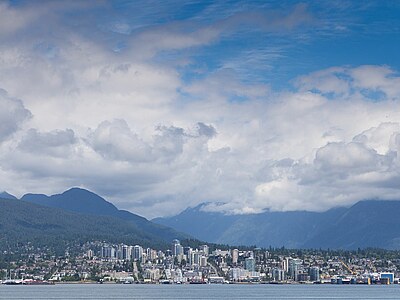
[154,200,400,250]
[0,188,189,250]
[2,187,400,250]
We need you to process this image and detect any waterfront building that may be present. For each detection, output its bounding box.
[309,266,320,282]
[380,272,394,284]
[144,268,161,282]
[297,273,310,282]
[230,268,248,282]
[289,259,302,281]
[272,268,285,281]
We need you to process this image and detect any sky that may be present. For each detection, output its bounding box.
[1,0,400,218]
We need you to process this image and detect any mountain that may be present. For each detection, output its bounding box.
[304,200,400,249]
[21,188,188,243]
[153,200,400,250]
[21,188,121,216]
[0,197,174,251]
[0,191,17,200]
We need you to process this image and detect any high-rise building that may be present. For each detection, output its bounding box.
[232,249,239,265]
[200,256,208,267]
[122,245,130,260]
[254,248,262,263]
[309,267,320,282]
[282,257,289,272]
[272,268,285,281]
[200,245,209,257]
[127,246,133,260]
[172,239,183,257]
[116,247,123,260]
[245,257,255,272]
[86,249,94,259]
[193,252,201,266]
[133,245,143,261]
[288,259,302,281]
[101,245,115,259]
[147,249,157,261]
[186,248,193,265]
[183,246,192,256]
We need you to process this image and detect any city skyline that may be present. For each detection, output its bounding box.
[1,1,400,218]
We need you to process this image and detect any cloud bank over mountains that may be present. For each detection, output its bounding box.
[1,1,400,217]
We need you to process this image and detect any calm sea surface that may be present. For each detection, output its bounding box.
[1,284,400,300]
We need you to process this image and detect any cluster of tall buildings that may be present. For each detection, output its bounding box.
[172,240,209,266]
[94,240,400,284]
[101,244,157,262]
[268,257,320,282]
[100,239,209,268]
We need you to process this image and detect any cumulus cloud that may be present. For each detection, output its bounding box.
[2,1,400,218]
[18,128,77,157]
[88,119,152,162]
[0,89,31,142]
[4,57,400,218]
[253,122,400,213]
[87,119,218,164]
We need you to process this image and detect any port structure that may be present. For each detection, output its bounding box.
[339,259,357,276]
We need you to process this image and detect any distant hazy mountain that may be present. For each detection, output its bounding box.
[20,187,188,243]
[303,200,400,249]
[153,200,400,250]
[0,191,17,200]
[0,197,172,250]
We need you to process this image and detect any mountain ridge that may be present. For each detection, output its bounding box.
[0,197,172,251]
[153,200,400,250]
[20,187,190,244]
[0,191,18,200]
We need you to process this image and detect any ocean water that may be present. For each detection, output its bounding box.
[1,284,400,300]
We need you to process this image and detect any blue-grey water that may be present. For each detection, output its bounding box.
[1,284,400,299]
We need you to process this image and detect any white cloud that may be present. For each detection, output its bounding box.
[2,2,400,218]
[88,119,153,162]
[0,89,31,142]
[295,65,400,101]
[0,2,37,37]
[4,53,400,218]
[18,128,77,157]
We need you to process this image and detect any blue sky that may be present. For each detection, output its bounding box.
[2,1,400,217]
[91,1,400,87]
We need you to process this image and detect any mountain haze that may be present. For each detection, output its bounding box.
[154,200,400,250]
